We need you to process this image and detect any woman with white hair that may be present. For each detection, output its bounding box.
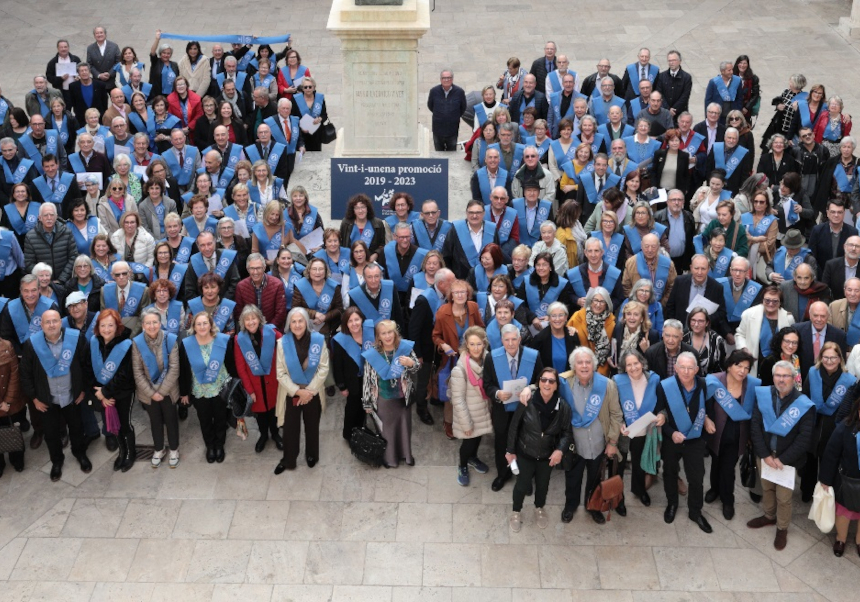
[31,262,62,305]
[64,255,105,313]
[112,153,143,202]
[148,31,180,98]
[567,287,615,376]
[815,95,853,157]
[529,221,568,274]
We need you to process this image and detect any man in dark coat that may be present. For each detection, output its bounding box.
[426,69,466,151]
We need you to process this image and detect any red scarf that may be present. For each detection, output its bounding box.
[464,356,488,400]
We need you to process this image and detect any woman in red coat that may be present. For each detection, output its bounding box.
[234,304,283,453]
[167,76,203,144]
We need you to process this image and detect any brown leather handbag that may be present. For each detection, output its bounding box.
[586,457,624,519]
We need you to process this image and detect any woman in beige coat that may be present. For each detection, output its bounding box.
[450,325,494,486]
[132,308,181,468]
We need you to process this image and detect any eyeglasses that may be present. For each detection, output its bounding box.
[801,134,814,139]
[113,271,129,277]
[539,377,557,384]
[763,299,780,305]
[821,355,841,362]
[524,154,538,159]
[728,117,741,121]
[422,210,439,215]
[110,187,124,191]
[783,339,799,347]
[302,86,314,90]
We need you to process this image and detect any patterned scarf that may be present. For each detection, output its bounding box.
[586,308,611,366]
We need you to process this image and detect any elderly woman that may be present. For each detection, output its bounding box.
[248,160,286,206]
[225,180,259,238]
[97,178,139,234]
[683,306,727,376]
[180,311,234,463]
[290,75,327,151]
[162,212,193,266]
[691,171,731,233]
[64,255,104,312]
[610,300,659,368]
[506,366,572,531]
[338,194,387,263]
[267,248,302,311]
[618,278,664,334]
[700,200,749,257]
[383,192,421,232]
[726,110,756,153]
[111,211,156,269]
[526,118,551,163]
[252,58,279,102]
[193,95,219,151]
[625,118,661,170]
[410,250,445,293]
[592,209,627,270]
[703,349,759,519]
[467,243,507,295]
[801,342,857,503]
[757,134,799,187]
[234,304,283,453]
[497,56,527,101]
[450,325,494,486]
[144,278,184,336]
[507,244,534,290]
[177,40,210,98]
[132,307,181,468]
[742,189,778,270]
[150,95,181,153]
[760,73,808,150]
[614,349,664,506]
[113,154,143,202]
[82,176,103,215]
[623,201,668,256]
[819,395,860,557]
[286,186,324,246]
[292,257,344,338]
[128,93,154,141]
[575,115,606,155]
[815,96,853,157]
[789,84,826,141]
[31,263,62,305]
[774,173,813,236]
[149,31,180,98]
[361,319,419,468]
[76,108,110,151]
[332,307,374,441]
[277,49,311,100]
[182,172,224,219]
[529,221,569,274]
[548,118,578,178]
[274,307,329,472]
[567,287,616,377]
[779,266,831,322]
[554,199,586,269]
[701,227,735,279]
[216,217,250,280]
[138,178,178,240]
[518,251,576,329]
[816,137,859,211]
[530,301,580,373]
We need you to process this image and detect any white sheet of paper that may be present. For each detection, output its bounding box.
[409,287,422,309]
[625,412,657,438]
[55,62,77,78]
[132,165,148,181]
[503,377,529,396]
[686,293,720,316]
[208,194,223,214]
[233,218,249,239]
[649,188,668,206]
[114,145,132,158]
[76,172,102,190]
[266,249,279,262]
[92,138,105,154]
[761,463,796,489]
[299,227,323,250]
[299,114,320,134]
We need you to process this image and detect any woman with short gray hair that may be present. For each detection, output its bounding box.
[567,287,615,376]
[759,73,807,151]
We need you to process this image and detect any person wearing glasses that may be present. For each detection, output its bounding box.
[654,189,696,274]
[725,110,755,154]
[100,261,150,337]
[757,135,799,188]
[814,96,852,158]
[567,287,615,378]
[790,126,830,203]
[442,199,500,280]
[735,286,796,378]
[290,76,327,152]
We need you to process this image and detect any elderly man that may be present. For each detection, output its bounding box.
[427,69,467,151]
[665,254,730,337]
[626,79,652,127]
[184,230,239,301]
[655,351,714,533]
[735,285,796,377]
[829,277,860,340]
[558,347,624,524]
[529,41,557,94]
[621,48,659,101]
[409,268,455,425]
[108,115,133,152]
[121,67,151,103]
[495,123,524,186]
[545,54,578,96]
[207,44,228,96]
[796,300,847,378]
[245,123,286,179]
[622,233,677,305]
[162,130,200,189]
[0,137,38,201]
[46,39,83,106]
[509,74,548,124]
[511,145,555,201]
[412,199,452,253]
[568,237,624,309]
[201,150,227,189]
[248,87,278,133]
[654,50,693,120]
[599,106,634,143]
[748,361,815,550]
[719,257,763,334]
[348,262,403,326]
[379,222,428,312]
[513,180,553,247]
[484,186,519,261]
[580,58,623,98]
[62,291,104,444]
[654,189,695,273]
[704,61,743,124]
[68,132,111,184]
[484,323,544,491]
[86,26,121,89]
[809,199,859,268]
[218,79,250,126]
[637,91,674,137]
[23,202,78,282]
[215,55,253,98]
[470,147,509,204]
[607,138,637,180]
[575,153,620,225]
[766,229,816,285]
[263,98,303,184]
[694,103,726,160]
[820,235,860,299]
[100,261,149,336]
[207,125,244,168]
[18,114,67,174]
[779,263,832,323]
[588,77,627,126]
[25,75,63,119]
[69,63,108,121]
[442,199,500,279]
[20,309,92,481]
[821,140,859,221]
[705,127,753,193]
[644,319,695,379]
[232,253,287,330]
[102,88,130,127]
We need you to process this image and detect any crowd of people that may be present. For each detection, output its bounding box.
[1,28,860,558]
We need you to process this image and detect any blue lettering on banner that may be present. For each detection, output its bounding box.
[331,158,449,220]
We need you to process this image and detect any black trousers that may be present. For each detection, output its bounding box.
[662,436,706,517]
[491,403,515,478]
[564,453,605,510]
[709,424,741,506]
[43,402,87,466]
[342,394,366,441]
[619,435,647,497]
[513,454,553,511]
[114,395,135,437]
[255,408,280,439]
[433,134,457,151]
[459,436,483,468]
[144,399,179,451]
[410,360,432,412]
[282,395,321,468]
[192,395,227,449]
[800,452,819,500]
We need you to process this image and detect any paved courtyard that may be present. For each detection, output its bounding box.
[3,0,860,600]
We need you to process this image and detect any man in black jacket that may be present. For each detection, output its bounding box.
[86,27,121,90]
[795,302,848,380]
[580,59,623,99]
[665,255,730,339]
[693,106,726,181]
[653,50,692,122]
[69,63,108,121]
[442,200,500,280]
[23,203,78,284]
[46,39,83,106]
[529,42,557,94]
[183,231,240,301]
[821,234,860,300]
[508,74,548,124]
[747,360,815,550]
[20,309,92,482]
[644,320,695,379]
[654,190,695,273]
[427,69,466,151]
[808,199,859,268]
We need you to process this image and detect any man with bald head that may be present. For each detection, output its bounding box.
[25,75,63,119]
[17,113,68,174]
[795,300,847,379]
[666,253,731,337]
[263,98,304,184]
[637,91,674,136]
[821,235,860,299]
[245,123,288,183]
[102,87,130,127]
[622,233,677,306]
[828,277,860,336]
[621,48,658,101]
[545,54,579,96]
[599,105,634,143]
[509,73,548,124]
[704,126,752,193]
[485,185,519,261]
[202,125,244,188]
[470,147,509,204]
[626,79,653,126]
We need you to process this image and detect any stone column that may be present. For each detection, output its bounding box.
[839,0,860,38]
[327,0,430,156]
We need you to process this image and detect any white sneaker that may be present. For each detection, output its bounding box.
[168,449,179,468]
[535,507,549,529]
[151,449,166,468]
[509,511,522,533]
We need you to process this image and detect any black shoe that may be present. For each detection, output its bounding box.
[17,417,30,433]
[749,491,762,503]
[274,462,294,475]
[723,504,735,520]
[405,458,415,467]
[691,514,713,533]
[255,435,268,453]
[29,431,43,450]
[105,434,119,452]
[50,463,62,482]
[306,456,316,468]
[705,489,719,504]
[120,432,136,472]
[561,507,575,523]
[272,432,284,451]
[417,408,434,426]
[206,447,216,463]
[78,454,92,474]
[326,386,336,397]
[639,492,651,507]
[491,475,508,492]
[178,404,189,421]
[215,447,225,463]
[615,500,627,517]
[11,460,24,473]
[590,510,606,524]
[113,436,127,472]
[664,504,677,524]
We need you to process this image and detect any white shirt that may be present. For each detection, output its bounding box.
[706,123,718,153]
[468,224,484,256]
[97,41,107,56]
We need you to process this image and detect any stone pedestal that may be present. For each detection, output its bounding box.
[327,0,430,157]
[839,0,860,38]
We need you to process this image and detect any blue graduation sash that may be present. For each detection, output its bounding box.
[411,271,430,291]
[103,281,146,318]
[718,277,761,322]
[0,157,34,184]
[8,297,53,343]
[349,280,395,322]
[474,264,508,293]
[419,287,443,319]
[144,300,184,334]
[30,90,51,118]
[635,253,671,301]
[614,372,660,426]
[709,247,734,278]
[312,248,351,276]
[848,305,860,346]
[598,123,634,141]
[549,91,578,126]
[191,249,236,279]
[280,65,308,89]
[485,206,516,245]
[591,232,625,268]
[452,219,496,269]
[295,205,318,238]
[32,172,75,207]
[485,317,522,349]
[0,98,8,123]
[294,277,337,313]
[282,330,324,386]
[89,336,133,385]
[182,216,218,240]
[133,332,177,383]
[412,220,451,252]
[62,312,98,340]
[349,221,375,247]
[162,146,198,186]
[112,62,145,87]
[159,63,176,95]
[560,373,608,428]
[566,266,588,299]
[712,75,741,102]
[662,377,706,439]
[475,167,508,205]
[575,133,606,156]
[488,143,523,182]
[278,264,304,309]
[771,247,809,282]
[680,130,705,153]
[31,328,80,378]
[755,386,815,436]
[183,333,230,384]
[187,297,235,332]
[706,374,760,422]
[627,63,658,87]
[122,83,152,104]
[741,213,776,238]
[512,198,551,246]
[822,115,843,142]
[525,136,551,160]
[216,72,248,91]
[807,368,856,417]
[265,115,300,153]
[590,95,625,125]
[128,108,154,140]
[362,339,415,383]
[623,136,661,164]
[833,164,854,193]
[223,203,259,235]
[796,100,813,129]
[525,277,568,316]
[70,216,100,255]
[713,143,749,180]
[0,233,12,280]
[476,292,522,319]
[384,211,421,232]
[236,324,276,376]
[511,267,533,289]
[473,103,489,128]
[170,237,194,265]
[333,320,376,374]
[383,243,427,292]
[253,72,275,91]
[550,140,577,167]
[245,142,287,178]
[294,92,324,119]
[3,202,40,236]
[491,346,539,411]
[93,260,114,282]
[580,171,621,205]
[18,132,58,175]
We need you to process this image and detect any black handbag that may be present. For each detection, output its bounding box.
[221,378,252,418]
[561,442,579,471]
[349,412,387,467]
[740,444,757,489]
[0,418,24,454]
[837,470,860,513]
[321,122,337,145]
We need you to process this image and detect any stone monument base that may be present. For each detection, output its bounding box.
[332,126,431,158]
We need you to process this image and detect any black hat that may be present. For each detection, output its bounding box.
[523,179,541,191]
